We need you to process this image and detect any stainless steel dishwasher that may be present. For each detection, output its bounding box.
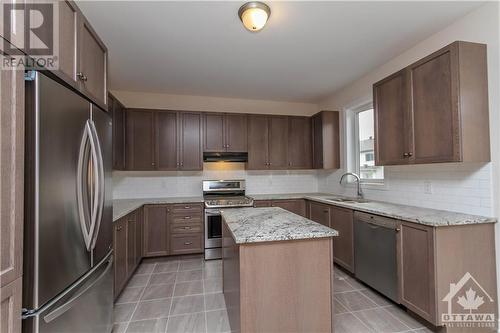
[354,212,399,302]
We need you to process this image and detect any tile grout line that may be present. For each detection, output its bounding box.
[124,263,156,333]
[164,260,181,332]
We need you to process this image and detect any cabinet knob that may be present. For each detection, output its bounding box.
[395,228,401,232]
[116,226,123,231]
[184,242,193,245]
[403,152,413,158]
[77,72,88,82]
[151,162,155,166]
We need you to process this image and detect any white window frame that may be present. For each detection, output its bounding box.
[352,103,384,185]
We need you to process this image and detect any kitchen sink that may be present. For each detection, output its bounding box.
[322,197,371,204]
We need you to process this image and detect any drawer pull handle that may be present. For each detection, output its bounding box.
[184,242,193,245]
[183,226,191,230]
[116,226,123,231]
[323,209,329,213]
[184,206,190,209]
[184,216,191,219]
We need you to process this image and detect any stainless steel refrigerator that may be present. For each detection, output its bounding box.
[22,71,113,333]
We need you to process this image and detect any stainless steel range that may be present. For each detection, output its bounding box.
[203,180,253,260]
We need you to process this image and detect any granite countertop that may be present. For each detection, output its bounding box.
[113,196,204,221]
[112,192,496,227]
[250,193,496,227]
[221,207,339,244]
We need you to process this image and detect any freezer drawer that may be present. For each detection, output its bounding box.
[23,251,113,333]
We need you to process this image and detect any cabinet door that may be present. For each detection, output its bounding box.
[330,207,354,272]
[308,201,331,227]
[54,0,79,88]
[113,219,128,297]
[225,113,247,152]
[156,111,178,170]
[312,113,323,169]
[126,217,136,276]
[288,117,312,169]
[272,199,306,217]
[0,51,24,288]
[179,112,202,170]
[374,70,410,165]
[268,116,288,169]
[143,205,169,257]
[111,95,126,170]
[136,208,143,264]
[399,222,436,322]
[203,113,225,152]
[409,45,460,163]
[78,16,107,109]
[126,110,155,170]
[0,278,22,333]
[247,115,269,170]
[253,200,272,208]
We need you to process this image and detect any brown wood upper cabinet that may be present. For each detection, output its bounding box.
[203,113,247,152]
[312,111,340,169]
[247,115,312,170]
[111,94,126,170]
[288,117,312,169]
[126,109,156,170]
[125,110,203,171]
[374,41,490,165]
[179,112,203,170]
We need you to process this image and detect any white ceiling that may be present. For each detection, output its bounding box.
[78,1,484,103]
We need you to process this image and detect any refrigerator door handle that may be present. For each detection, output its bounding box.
[76,121,94,251]
[88,119,105,251]
[42,253,113,323]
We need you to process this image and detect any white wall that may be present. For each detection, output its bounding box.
[113,163,318,199]
[318,2,499,219]
[111,90,319,116]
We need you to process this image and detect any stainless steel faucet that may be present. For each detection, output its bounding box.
[339,172,363,198]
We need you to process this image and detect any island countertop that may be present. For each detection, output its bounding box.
[221,207,339,244]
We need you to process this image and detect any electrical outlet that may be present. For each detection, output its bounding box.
[424,181,432,194]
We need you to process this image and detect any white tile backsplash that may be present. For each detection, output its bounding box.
[113,163,319,199]
[113,162,493,217]
[317,162,493,217]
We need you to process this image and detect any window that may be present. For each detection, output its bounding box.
[355,108,384,181]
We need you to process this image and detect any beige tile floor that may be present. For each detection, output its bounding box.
[113,255,435,333]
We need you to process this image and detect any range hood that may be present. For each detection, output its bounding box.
[203,152,248,162]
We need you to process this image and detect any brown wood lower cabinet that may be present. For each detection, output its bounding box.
[143,205,170,257]
[330,206,354,273]
[398,221,497,326]
[253,199,306,217]
[222,220,334,332]
[0,277,22,333]
[308,201,331,227]
[113,218,128,297]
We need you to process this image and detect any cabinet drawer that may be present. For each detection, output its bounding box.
[171,214,203,225]
[171,203,203,214]
[170,223,203,234]
[170,234,203,255]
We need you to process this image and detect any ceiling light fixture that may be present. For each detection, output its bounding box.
[238,2,271,32]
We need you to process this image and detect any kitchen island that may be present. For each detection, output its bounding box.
[221,207,339,333]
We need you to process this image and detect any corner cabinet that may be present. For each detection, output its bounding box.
[374,41,490,165]
[312,111,340,169]
[143,205,170,257]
